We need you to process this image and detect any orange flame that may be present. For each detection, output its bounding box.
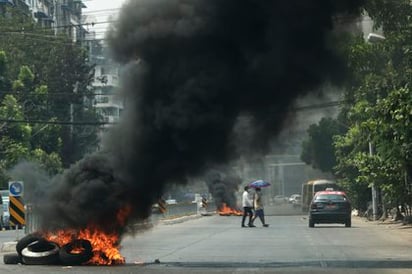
[44,205,132,265]
[218,203,243,216]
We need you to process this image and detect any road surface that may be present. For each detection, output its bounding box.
[1,206,412,273]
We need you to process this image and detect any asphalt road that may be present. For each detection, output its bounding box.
[1,205,412,273]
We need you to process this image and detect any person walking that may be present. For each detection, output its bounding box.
[241,186,255,227]
[251,187,269,227]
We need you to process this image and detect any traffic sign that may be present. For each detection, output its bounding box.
[9,181,24,197]
[9,196,25,227]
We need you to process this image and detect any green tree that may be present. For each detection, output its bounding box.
[0,94,30,186]
[333,0,412,215]
[0,6,98,167]
[302,1,412,215]
[301,117,345,173]
[0,51,10,92]
[0,52,63,187]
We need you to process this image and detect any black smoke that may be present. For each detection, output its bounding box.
[204,168,242,209]
[38,0,363,234]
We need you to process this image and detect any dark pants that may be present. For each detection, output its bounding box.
[252,208,266,225]
[242,207,254,226]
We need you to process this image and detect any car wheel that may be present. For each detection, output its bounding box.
[16,233,43,256]
[345,218,351,227]
[21,239,60,265]
[3,253,22,264]
[59,239,93,265]
[309,219,315,228]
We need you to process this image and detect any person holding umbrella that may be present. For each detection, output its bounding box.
[251,187,269,227]
[241,186,255,227]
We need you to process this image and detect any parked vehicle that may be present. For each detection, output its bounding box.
[288,194,300,203]
[301,179,340,212]
[290,195,301,207]
[165,199,177,205]
[308,190,351,228]
[0,190,7,229]
[2,201,9,229]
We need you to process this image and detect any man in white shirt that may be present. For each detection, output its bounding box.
[241,186,255,227]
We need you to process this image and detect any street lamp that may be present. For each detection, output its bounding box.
[367,32,385,220]
[367,33,386,43]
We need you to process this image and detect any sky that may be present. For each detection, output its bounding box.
[83,0,128,38]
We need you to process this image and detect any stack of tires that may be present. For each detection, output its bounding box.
[3,233,93,265]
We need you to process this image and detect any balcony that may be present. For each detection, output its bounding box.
[34,10,47,18]
[94,100,123,110]
[93,74,119,87]
[102,115,120,124]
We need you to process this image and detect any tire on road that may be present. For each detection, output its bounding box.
[21,239,60,265]
[3,253,22,264]
[16,233,43,256]
[59,239,93,265]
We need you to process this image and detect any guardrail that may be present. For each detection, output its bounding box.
[24,202,217,234]
[24,204,39,234]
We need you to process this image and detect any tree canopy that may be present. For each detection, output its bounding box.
[0,7,100,187]
[301,0,412,215]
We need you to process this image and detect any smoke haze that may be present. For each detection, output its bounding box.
[39,0,363,234]
[204,168,242,209]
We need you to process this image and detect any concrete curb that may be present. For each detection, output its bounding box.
[161,213,207,225]
[1,241,17,254]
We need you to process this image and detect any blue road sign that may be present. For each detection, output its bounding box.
[9,181,24,197]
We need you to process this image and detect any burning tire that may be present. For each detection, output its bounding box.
[21,239,60,265]
[3,253,22,264]
[16,233,43,256]
[59,239,93,265]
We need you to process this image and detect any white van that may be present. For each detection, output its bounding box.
[0,190,9,229]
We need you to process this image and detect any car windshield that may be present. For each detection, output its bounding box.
[315,194,346,201]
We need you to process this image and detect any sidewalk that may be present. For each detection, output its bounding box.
[354,215,412,241]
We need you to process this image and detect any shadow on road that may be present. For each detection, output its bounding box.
[140,259,412,269]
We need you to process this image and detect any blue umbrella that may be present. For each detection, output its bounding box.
[248,180,271,188]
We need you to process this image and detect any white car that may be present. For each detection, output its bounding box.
[165,199,177,205]
[290,195,301,207]
[288,194,301,203]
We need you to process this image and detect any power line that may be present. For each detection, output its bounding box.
[1,92,120,97]
[1,30,111,44]
[0,119,114,126]
[0,20,116,33]
[0,13,378,35]
[1,32,79,46]
[0,100,346,127]
[82,8,121,14]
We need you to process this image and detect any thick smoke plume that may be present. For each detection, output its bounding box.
[204,168,242,209]
[39,1,363,234]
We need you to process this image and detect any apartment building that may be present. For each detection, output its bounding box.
[86,37,124,140]
[0,0,87,41]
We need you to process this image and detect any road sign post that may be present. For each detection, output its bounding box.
[8,181,25,229]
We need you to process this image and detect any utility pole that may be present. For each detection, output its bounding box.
[71,82,79,139]
[369,141,378,221]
